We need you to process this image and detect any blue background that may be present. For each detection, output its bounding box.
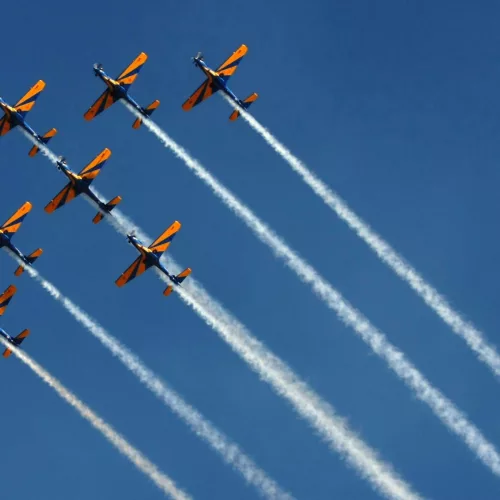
[1,1,500,498]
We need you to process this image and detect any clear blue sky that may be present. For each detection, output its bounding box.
[1,1,500,498]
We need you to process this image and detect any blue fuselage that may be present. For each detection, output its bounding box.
[0,328,14,344]
[94,68,147,117]
[0,98,41,140]
[194,60,244,108]
[128,235,178,283]
[57,162,105,210]
[0,231,26,263]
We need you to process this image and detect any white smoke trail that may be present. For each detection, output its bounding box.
[121,105,500,479]
[107,213,421,500]
[221,96,500,380]
[5,255,292,500]
[25,117,420,498]
[0,338,189,500]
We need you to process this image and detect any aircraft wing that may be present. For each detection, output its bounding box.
[0,285,16,316]
[45,184,79,214]
[115,52,148,91]
[14,80,46,118]
[84,89,119,121]
[115,256,152,287]
[215,44,248,83]
[1,202,32,238]
[182,79,218,111]
[0,115,14,136]
[148,221,181,255]
[78,148,112,181]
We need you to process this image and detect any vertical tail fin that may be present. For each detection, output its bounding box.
[229,93,259,121]
[133,100,161,129]
[93,196,122,224]
[15,248,43,276]
[28,128,57,157]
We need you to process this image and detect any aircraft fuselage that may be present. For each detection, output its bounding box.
[57,161,106,211]
[0,98,41,140]
[0,231,26,263]
[94,68,148,117]
[127,234,177,283]
[0,328,14,344]
[193,59,244,108]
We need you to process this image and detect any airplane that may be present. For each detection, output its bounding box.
[84,52,160,129]
[0,202,43,276]
[0,284,30,358]
[182,44,258,121]
[44,148,122,224]
[115,221,191,296]
[0,80,57,156]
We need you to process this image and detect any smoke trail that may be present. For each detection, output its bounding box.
[221,96,500,380]
[121,105,500,479]
[24,118,420,498]
[0,338,189,500]
[6,256,292,500]
[106,212,420,500]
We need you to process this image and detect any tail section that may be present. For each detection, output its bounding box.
[133,100,160,129]
[175,268,192,284]
[229,93,259,121]
[93,196,122,224]
[28,128,58,157]
[3,329,30,358]
[163,268,192,296]
[15,248,43,277]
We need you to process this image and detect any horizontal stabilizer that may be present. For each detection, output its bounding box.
[3,329,30,358]
[175,267,192,284]
[28,128,57,157]
[133,100,160,129]
[229,93,258,121]
[163,285,174,297]
[93,196,122,224]
[15,248,43,276]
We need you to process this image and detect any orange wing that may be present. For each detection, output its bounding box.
[182,79,218,111]
[116,52,148,90]
[0,285,16,316]
[148,221,181,255]
[45,184,79,214]
[78,148,112,181]
[0,202,32,237]
[216,44,248,80]
[14,80,46,117]
[0,115,13,136]
[115,256,151,287]
[84,89,119,121]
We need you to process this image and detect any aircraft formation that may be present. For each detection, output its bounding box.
[0,45,255,356]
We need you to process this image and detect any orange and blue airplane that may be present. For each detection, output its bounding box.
[0,285,30,358]
[0,80,57,156]
[115,221,192,296]
[0,202,43,276]
[44,148,122,224]
[182,44,258,121]
[84,52,160,129]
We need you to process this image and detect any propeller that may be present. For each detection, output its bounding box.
[193,52,203,63]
